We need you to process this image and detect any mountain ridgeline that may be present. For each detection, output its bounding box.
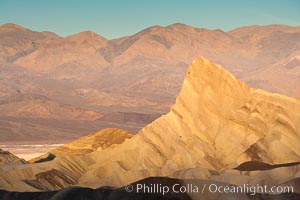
[1,23,300,107]
[1,23,299,143]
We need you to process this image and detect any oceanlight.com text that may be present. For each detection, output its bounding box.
[124,183,294,196]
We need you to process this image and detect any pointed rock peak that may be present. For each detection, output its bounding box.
[0,23,28,31]
[172,57,250,116]
[140,57,300,171]
[183,57,246,88]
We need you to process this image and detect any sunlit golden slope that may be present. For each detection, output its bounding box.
[0,57,299,191]
[29,128,133,163]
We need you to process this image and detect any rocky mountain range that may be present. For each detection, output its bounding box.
[0,23,300,144]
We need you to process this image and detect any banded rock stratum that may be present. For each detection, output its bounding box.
[0,57,299,192]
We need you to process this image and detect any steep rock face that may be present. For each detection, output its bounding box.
[0,57,299,191]
[153,57,300,168]
[77,57,300,186]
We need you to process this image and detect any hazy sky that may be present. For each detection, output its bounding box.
[1,0,299,39]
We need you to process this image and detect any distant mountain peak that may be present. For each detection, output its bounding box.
[140,23,192,34]
[0,23,28,31]
[66,30,107,41]
[167,23,191,28]
[76,30,100,36]
[62,31,108,47]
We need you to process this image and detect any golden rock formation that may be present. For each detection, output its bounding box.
[52,128,133,154]
[1,57,299,191]
[77,57,300,187]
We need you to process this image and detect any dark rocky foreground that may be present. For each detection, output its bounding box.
[0,187,189,200]
[0,177,299,200]
[0,177,190,200]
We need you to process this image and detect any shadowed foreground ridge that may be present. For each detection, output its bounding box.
[0,57,299,199]
[0,177,299,200]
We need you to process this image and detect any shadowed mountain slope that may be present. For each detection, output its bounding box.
[0,149,26,165]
